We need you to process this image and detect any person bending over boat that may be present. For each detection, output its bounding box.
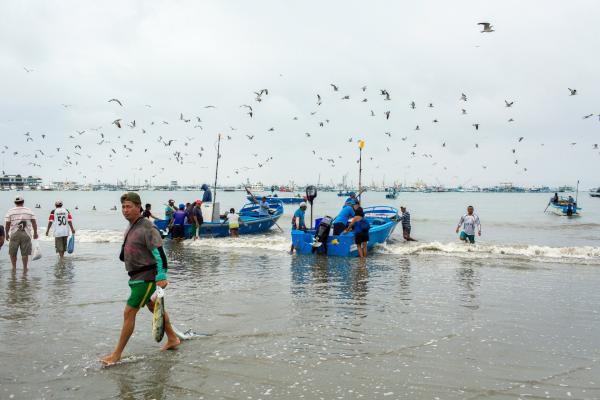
[143,203,159,220]
[345,192,358,206]
[100,192,179,366]
[332,200,359,236]
[551,193,559,204]
[345,206,370,258]
[455,206,481,244]
[289,203,308,253]
[171,204,187,241]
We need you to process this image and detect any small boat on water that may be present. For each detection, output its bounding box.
[246,194,305,204]
[337,190,356,197]
[547,198,581,217]
[589,188,600,198]
[385,189,398,199]
[291,206,400,257]
[155,198,284,238]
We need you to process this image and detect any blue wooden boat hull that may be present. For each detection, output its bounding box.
[246,195,305,204]
[548,203,581,216]
[291,206,400,257]
[155,199,284,239]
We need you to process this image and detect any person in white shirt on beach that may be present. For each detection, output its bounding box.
[46,200,76,260]
[4,196,38,269]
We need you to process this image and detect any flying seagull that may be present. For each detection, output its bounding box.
[478,22,494,33]
[568,88,577,96]
[460,93,467,101]
[108,98,123,106]
[505,100,514,107]
[112,119,122,128]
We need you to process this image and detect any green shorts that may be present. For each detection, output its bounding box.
[127,281,156,309]
[460,231,475,243]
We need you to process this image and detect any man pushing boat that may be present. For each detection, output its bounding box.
[101,192,180,366]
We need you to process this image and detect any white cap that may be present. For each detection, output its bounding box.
[299,202,307,207]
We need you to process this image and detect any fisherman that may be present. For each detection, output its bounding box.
[345,192,358,205]
[332,199,358,235]
[45,200,76,260]
[345,206,370,258]
[192,200,203,240]
[200,184,212,203]
[0,224,5,250]
[164,199,176,220]
[226,208,241,237]
[171,204,187,240]
[259,196,270,217]
[455,205,481,244]
[551,193,559,204]
[100,192,179,366]
[289,202,308,254]
[4,196,38,269]
[142,203,159,219]
[400,206,416,241]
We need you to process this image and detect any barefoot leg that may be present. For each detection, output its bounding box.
[101,305,139,365]
[161,311,181,351]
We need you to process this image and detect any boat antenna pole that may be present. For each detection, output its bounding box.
[358,140,365,202]
[213,133,221,207]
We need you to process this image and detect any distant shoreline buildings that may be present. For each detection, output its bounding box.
[0,174,580,193]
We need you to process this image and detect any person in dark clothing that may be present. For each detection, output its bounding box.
[192,200,204,240]
[142,203,158,219]
[171,204,187,240]
[200,184,212,203]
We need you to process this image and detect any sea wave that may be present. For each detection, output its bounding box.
[38,229,123,243]
[378,241,600,264]
[37,230,600,264]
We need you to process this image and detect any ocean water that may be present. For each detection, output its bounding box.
[0,190,599,399]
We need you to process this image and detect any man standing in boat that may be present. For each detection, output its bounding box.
[456,206,481,244]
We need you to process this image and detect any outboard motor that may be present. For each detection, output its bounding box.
[312,216,332,254]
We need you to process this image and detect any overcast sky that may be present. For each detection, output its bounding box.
[1,1,599,188]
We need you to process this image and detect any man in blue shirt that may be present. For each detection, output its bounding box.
[292,202,307,230]
[259,196,270,217]
[290,202,308,254]
[345,192,357,205]
[200,184,212,203]
[332,200,358,235]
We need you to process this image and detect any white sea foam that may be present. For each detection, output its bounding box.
[186,234,291,252]
[379,241,600,264]
[38,229,123,243]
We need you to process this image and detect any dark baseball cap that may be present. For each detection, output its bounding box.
[120,192,142,205]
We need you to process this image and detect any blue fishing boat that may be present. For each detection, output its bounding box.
[155,198,284,238]
[246,194,305,204]
[548,198,581,217]
[291,206,400,257]
[385,188,398,199]
[337,190,356,197]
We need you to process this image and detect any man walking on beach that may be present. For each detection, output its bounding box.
[4,196,38,269]
[46,200,76,260]
[400,206,416,241]
[101,192,180,366]
[456,205,481,244]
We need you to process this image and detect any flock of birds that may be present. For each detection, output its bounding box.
[4,22,600,184]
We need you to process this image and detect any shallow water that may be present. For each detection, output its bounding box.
[0,191,599,399]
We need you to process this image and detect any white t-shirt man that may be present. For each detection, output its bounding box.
[4,206,36,237]
[458,214,481,235]
[48,207,73,237]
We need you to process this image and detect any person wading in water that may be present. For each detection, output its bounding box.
[101,192,180,366]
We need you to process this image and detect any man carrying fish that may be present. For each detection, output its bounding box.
[101,192,180,366]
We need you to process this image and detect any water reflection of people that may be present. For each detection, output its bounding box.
[5,268,41,321]
[456,261,481,310]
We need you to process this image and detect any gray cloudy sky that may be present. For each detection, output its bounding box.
[1,1,599,188]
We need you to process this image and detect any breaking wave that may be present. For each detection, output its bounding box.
[379,241,600,264]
